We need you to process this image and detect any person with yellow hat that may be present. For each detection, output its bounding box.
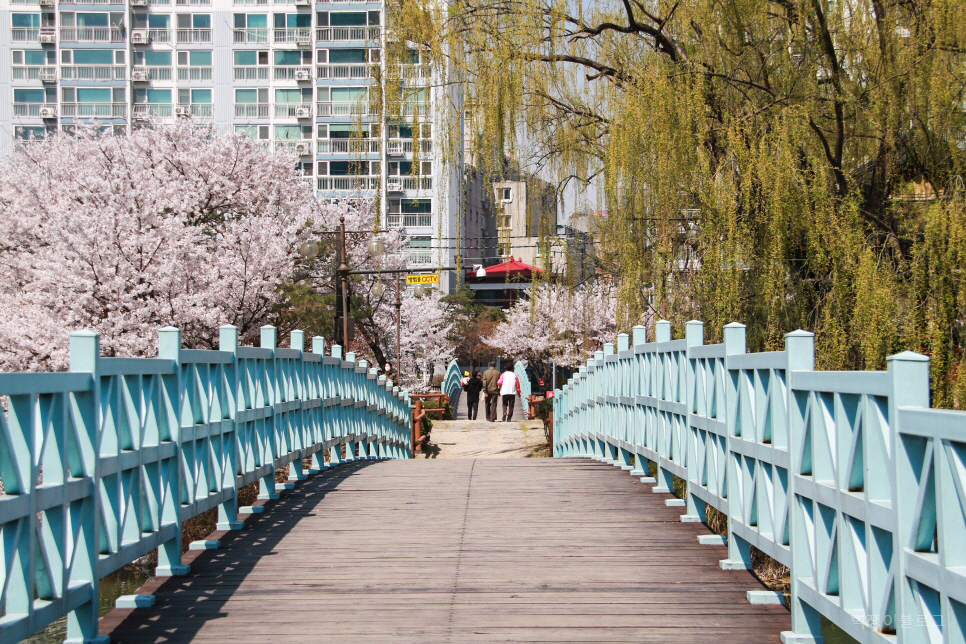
[460,370,470,387]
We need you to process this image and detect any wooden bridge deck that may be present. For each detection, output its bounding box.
[101,459,790,643]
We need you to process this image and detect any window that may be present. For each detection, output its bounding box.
[15,125,52,141]
[178,50,212,79]
[133,13,170,29]
[236,125,269,139]
[326,160,372,175]
[233,50,269,79]
[14,88,48,103]
[12,49,56,79]
[296,160,314,176]
[134,50,171,66]
[13,13,41,28]
[234,13,267,28]
[234,88,268,117]
[178,13,210,28]
[388,198,432,228]
[274,13,310,28]
[274,125,311,140]
[498,244,511,257]
[499,188,512,202]
[273,50,308,65]
[275,88,309,103]
[180,88,211,104]
[62,49,121,65]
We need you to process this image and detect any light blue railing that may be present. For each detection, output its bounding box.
[0,325,412,644]
[442,360,462,411]
[515,361,532,414]
[553,320,966,644]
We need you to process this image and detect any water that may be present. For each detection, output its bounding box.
[21,565,151,644]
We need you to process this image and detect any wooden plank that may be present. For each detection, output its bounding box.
[101,459,790,643]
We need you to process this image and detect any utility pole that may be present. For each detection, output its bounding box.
[394,274,401,375]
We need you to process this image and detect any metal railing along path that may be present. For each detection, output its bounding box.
[515,360,532,415]
[553,320,966,644]
[0,324,412,644]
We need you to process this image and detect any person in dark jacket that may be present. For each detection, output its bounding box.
[463,372,484,420]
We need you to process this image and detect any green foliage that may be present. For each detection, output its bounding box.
[534,398,554,421]
[389,0,966,405]
[421,397,454,421]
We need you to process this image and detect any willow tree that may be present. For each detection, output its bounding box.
[385,0,966,404]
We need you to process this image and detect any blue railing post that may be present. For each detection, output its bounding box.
[720,321,752,570]
[258,325,279,501]
[783,329,820,644]
[310,336,328,473]
[682,320,707,523]
[288,330,308,484]
[889,351,931,644]
[215,325,245,531]
[155,326,190,577]
[652,321,674,494]
[344,352,357,462]
[629,325,648,475]
[63,331,109,644]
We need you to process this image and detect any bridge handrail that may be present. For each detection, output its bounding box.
[514,360,532,414]
[0,324,412,644]
[442,360,462,411]
[553,320,964,644]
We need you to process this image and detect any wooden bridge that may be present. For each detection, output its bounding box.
[3,320,965,644]
[100,458,789,643]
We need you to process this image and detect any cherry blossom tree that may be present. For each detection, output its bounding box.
[487,282,624,367]
[0,122,319,371]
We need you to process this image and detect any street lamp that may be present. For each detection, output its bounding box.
[474,264,487,278]
[371,281,385,297]
[413,284,426,297]
[367,238,385,258]
[299,241,319,259]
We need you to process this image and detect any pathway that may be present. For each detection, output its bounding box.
[100,459,790,643]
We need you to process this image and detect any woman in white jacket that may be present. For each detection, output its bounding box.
[496,364,521,422]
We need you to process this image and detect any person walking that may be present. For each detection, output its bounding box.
[482,363,500,422]
[460,371,470,387]
[497,363,521,422]
[462,371,484,420]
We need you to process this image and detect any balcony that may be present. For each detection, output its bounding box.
[60,27,126,43]
[408,249,432,264]
[316,64,374,80]
[317,139,380,154]
[61,102,127,118]
[274,67,314,81]
[175,0,211,4]
[133,103,173,119]
[274,103,313,118]
[178,67,213,81]
[401,177,432,190]
[11,28,41,42]
[144,28,172,43]
[385,64,431,81]
[316,26,379,42]
[274,140,313,156]
[387,139,432,155]
[13,103,57,118]
[177,29,211,43]
[386,214,432,228]
[232,28,268,43]
[178,103,212,117]
[317,176,379,191]
[233,0,268,4]
[273,28,312,44]
[317,102,376,117]
[134,66,173,80]
[13,66,57,81]
[389,102,430,117]
[233,66,269,80]
[61,65,126,80]
[233,103,269,118]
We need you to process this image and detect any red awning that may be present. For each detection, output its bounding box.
[466,259,544,280]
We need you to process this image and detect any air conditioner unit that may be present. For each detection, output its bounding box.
[39,32,56,44]
[294,106,311,118]
[131,68,148,81]
[296,37,312,47]
[130,0,148,5]
[131,30,150,44]
[39,70,56,82]
[387,179,402,192]
[295,69,312,81]
[294,143,309,155]
[175,106,192,117]
[294,0,310,5]
[39,107,57,119]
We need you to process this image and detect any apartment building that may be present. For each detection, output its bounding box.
[0,0,466,289]
[493,171,558,269]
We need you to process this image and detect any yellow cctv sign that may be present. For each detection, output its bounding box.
[406,274,440,286]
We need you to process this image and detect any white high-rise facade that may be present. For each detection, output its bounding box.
[0,0,463,288]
